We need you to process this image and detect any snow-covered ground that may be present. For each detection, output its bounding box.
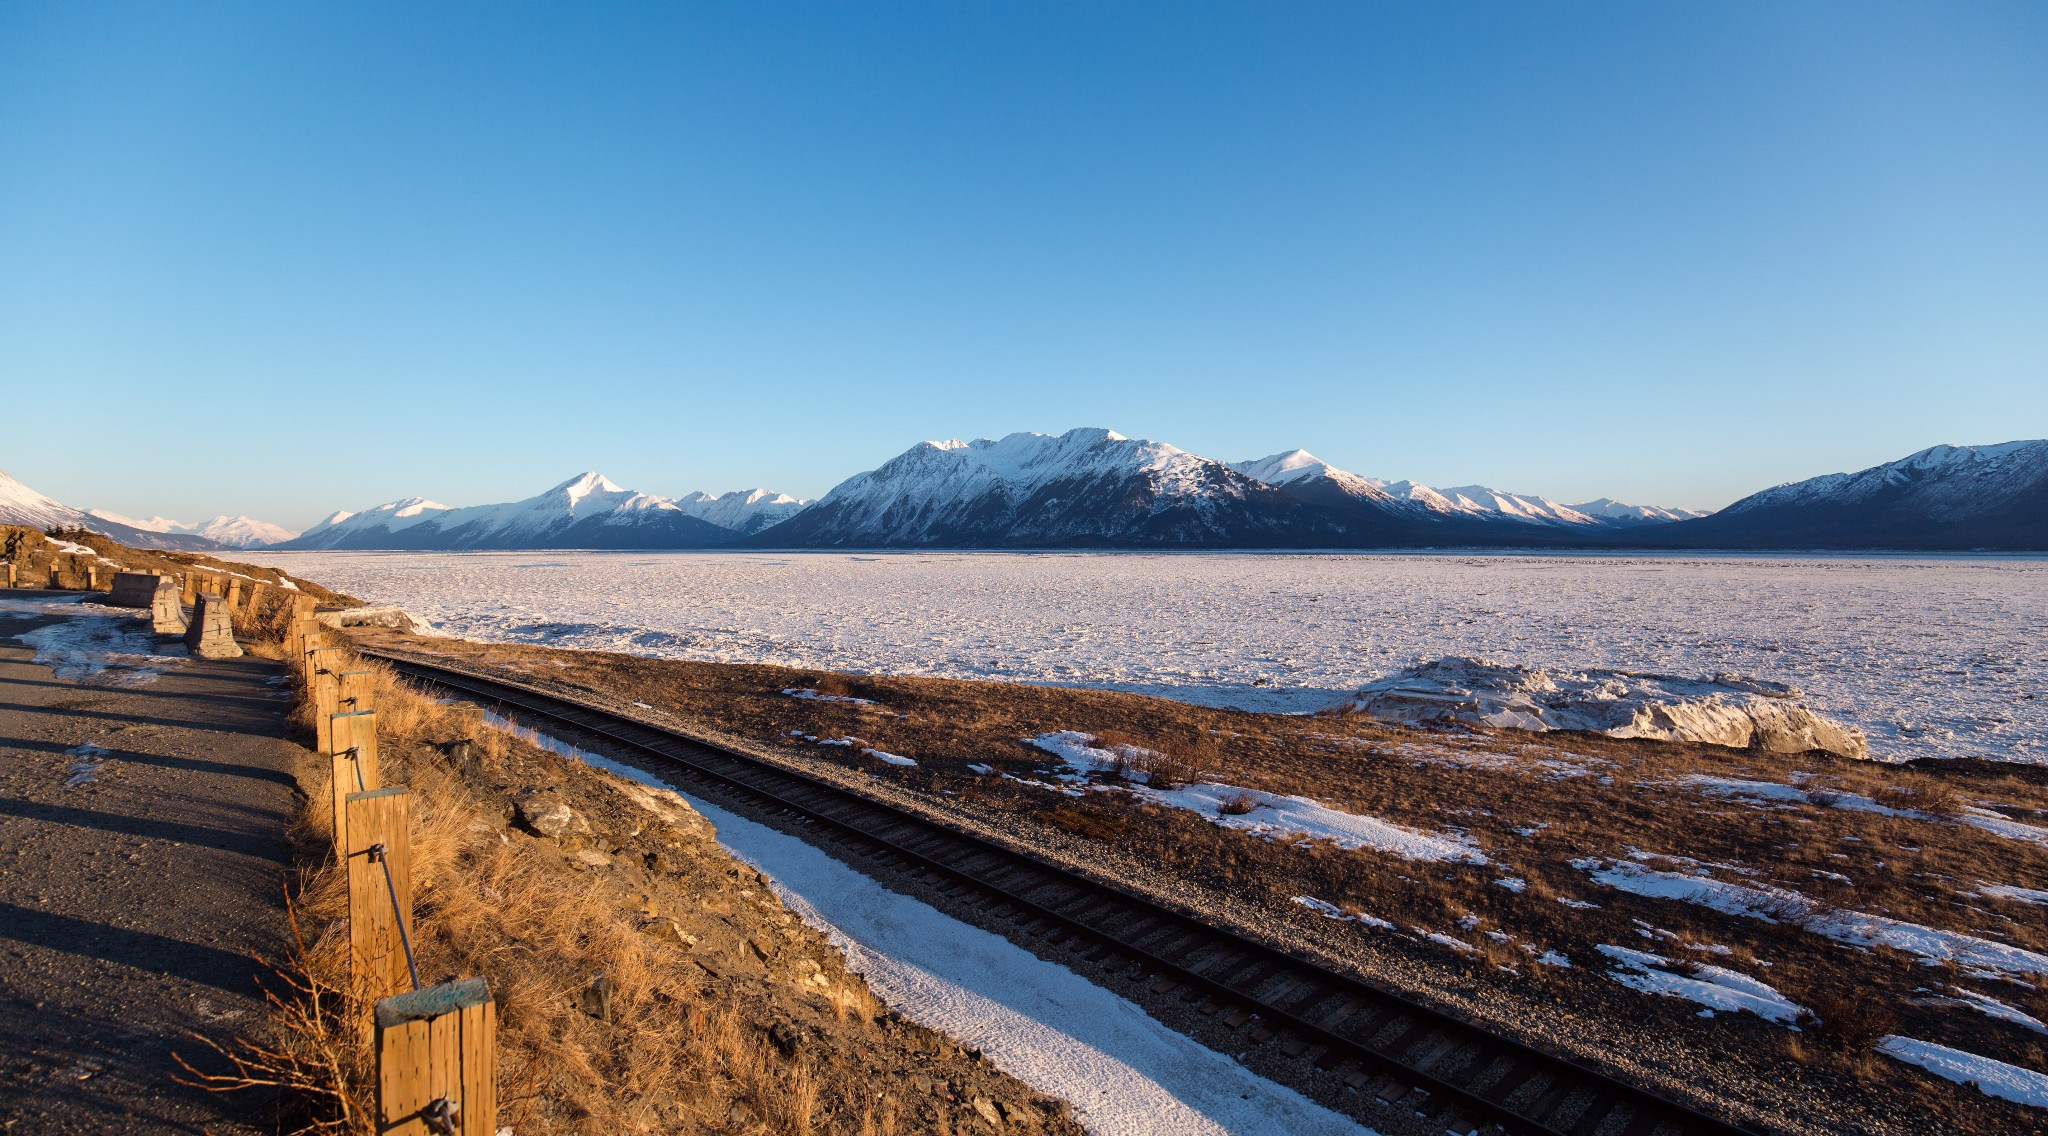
[265,550,2048,763]
[0,595,187,685]
[479,712,1377,1136]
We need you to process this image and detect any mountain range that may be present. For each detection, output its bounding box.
[6,432,2043,553]
[84,509,298,548]
[1,468,223,550]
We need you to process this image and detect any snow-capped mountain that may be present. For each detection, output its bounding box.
[673,489,810,536]
[1227,449,1701,529]
[86,509,299,548]
[1567,498,1710,525]
[281,473,733,550]
[751,430,1449,548]
[1637,440,2048,550]
[279,472,811,550]
[1,468,224,550]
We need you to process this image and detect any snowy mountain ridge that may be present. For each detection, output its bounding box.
[85,509,300,548]
[281,472,810,550]
[766,428,1371,547]
[0,468,225,550]
[1723,441,2048,519]
[1227,449,1700,528]
[1636,439,2048,551]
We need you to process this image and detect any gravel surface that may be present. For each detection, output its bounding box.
[0,592,299,1135]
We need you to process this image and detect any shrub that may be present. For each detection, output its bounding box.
[1216,791,1261,816]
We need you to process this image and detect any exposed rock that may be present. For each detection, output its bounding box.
[1337,657,1868,760]
[315,605,422,633]
[513,792,592,840]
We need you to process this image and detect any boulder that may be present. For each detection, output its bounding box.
[1337,657,1868,760]
[514,793,592,840]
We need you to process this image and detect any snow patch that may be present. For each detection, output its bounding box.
[1595,945,1804,1023]
[1030,733,1489,863]
[1877,1036,2048,1107]
[1580,858,2048,979]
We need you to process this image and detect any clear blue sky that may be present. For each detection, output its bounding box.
[2,2,2043,529]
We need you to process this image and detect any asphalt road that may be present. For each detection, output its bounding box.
[0,592,299,1135]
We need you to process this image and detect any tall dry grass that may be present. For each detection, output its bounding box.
[244,654,846,1135]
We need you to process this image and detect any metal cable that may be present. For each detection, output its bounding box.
[369,842,422,991]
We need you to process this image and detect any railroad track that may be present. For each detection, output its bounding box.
[367,649,1763,1136]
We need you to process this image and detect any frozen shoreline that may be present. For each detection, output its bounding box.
[270,549,2048,763]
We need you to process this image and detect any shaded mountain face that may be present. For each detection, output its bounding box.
[0,468,225,551]
[279,472,743,550]
[1632,441,2048,551]
[749,429,1463,548]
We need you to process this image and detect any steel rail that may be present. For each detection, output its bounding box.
[366,648,1764,1136]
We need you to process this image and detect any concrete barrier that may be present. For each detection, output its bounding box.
[150,579,189,635]
[108,572,164,608]
[184,593,242,659]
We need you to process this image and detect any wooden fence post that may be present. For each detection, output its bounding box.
[346,786,413,1002]
[375,978,496,1136]
[331,710,380,855]
[4,562,14,589]
[339,668,378,714]
[180,573,197,604]
[313,668,343,755]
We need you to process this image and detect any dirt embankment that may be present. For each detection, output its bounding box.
[352,630,2048,1136]
[266,662,1081,1136]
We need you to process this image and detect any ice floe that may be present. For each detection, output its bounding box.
[1338,658,1866,759]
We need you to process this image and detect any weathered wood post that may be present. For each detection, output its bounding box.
[346,786,414,1002]
[331,710,381,856]
[375,978,497,1136]
[313,667,343,755]
[339,668,378,713]
[4,562,15,589]
[180,572,197,605]
[48,562,62,589]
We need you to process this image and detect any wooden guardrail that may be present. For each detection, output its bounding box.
[290,614,496,1135]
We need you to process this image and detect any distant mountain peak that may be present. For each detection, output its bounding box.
[549,471,626,502]
[283,471,809,549]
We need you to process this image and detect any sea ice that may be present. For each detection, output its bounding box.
[264,550,2048,764]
